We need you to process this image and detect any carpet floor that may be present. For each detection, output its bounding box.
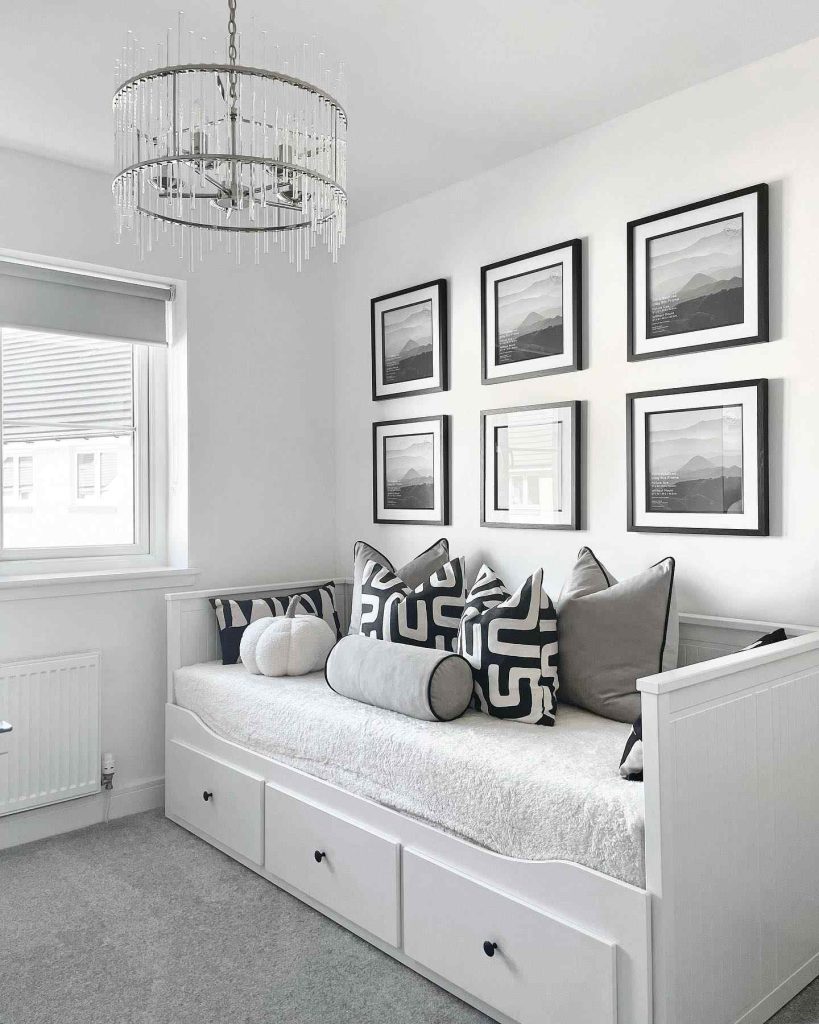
[0,809,816,1024]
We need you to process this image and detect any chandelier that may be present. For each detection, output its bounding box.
[112,0,347,269]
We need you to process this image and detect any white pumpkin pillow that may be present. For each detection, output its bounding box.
[241,597,335,677]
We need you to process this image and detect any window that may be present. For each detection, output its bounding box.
[1,329,147,553]
[0,258,175,571]
[75,450,121,503]
[3,453,34,505]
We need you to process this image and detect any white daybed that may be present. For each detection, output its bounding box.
[166,578,819,1024]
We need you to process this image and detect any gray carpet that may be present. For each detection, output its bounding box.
[0,811,816,1024]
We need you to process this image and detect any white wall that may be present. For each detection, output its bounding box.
[333,36,819,626]
[0,148,337,843]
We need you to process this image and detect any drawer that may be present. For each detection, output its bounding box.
[265,784,400,947]
[165,740,265,865]
[403,850,616,1024]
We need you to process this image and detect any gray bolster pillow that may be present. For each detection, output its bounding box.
[325,635,473,722]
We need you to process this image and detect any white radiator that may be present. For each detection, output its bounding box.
[0,652,101,816]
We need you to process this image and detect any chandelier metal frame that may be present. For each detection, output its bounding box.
[112,0,347,267]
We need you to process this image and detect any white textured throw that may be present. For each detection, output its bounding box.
[174,662,646,886]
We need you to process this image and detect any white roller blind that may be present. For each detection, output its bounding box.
[0,259,173,345]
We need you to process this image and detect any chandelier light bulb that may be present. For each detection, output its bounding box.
[112,2,347,270]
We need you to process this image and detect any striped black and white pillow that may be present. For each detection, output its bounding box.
[458,565,559,726]
[360,557,466,652]
[210,582,341,664]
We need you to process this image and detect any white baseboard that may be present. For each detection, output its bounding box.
[0,776,165,850]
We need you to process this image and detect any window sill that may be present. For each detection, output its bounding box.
[0,566,200,602]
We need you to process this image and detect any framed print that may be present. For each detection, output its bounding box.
[481,239,582,384]
[627,380,768,535]
[481,402,580,529]
[628,184,768,361]
[371,280,447,400]
[373,415,450,525]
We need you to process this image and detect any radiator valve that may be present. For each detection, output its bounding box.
[101,752,115,791]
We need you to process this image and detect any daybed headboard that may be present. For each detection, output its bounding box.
[166,579,815,703]
[166,577,354,701]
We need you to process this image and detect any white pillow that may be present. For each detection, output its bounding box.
[239,618,274,675]
[255,599,336,676]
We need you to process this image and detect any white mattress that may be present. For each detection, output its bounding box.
[173,662,646,887]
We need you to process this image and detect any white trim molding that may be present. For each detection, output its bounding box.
[0,775,165,850]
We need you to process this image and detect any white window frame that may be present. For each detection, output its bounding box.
[0,258,178,581]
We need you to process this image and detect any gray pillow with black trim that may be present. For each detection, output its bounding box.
[348,538,449,635]
[556,547,678,723]
[325,634,473,722]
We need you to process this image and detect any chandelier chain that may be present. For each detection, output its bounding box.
[227,0,238,105]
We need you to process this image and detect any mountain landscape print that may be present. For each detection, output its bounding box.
[382,300,434,385]
[647,215,744,338]
[495,264,563,365]
[646,405,744,514]
[384,432,434,509]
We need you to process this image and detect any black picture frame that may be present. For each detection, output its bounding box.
[370,279,448,401]
[480,401,581,530]
[627,184,769,361]
[372,415,450,526]
[481,239,582,384]
[626,379,768,536]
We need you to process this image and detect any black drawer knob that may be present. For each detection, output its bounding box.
[483,941,498,958]
[203,791,213,802]
[314,850,326,863]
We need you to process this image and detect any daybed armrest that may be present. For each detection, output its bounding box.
[638,630,819,702]
[640,630,819,1024]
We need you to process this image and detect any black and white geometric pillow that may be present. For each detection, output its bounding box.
[619,714,643,781]
[458,566,559,726]
[360,557,466,652]
[460,563,512,624]
[211,582,341,664]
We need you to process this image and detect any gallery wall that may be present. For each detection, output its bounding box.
[0,148,337,844]
[332,35,819,624]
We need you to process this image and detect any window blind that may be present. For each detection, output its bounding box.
[0,259,173,345]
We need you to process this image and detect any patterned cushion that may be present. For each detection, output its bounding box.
[210,582,341,665]
[619,714,643,780]
[359,557,466,652]
[458,565,559,726]
[348,538,450,635]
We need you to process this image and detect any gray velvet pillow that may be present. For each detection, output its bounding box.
[348,538,449,635]
[556,547,678,722]
[325,634,473,722]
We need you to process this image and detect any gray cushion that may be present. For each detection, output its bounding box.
[556,547,678,722]
[325,634,472,722]
[348,538,449,635]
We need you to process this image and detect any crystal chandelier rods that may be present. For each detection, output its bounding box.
[112,2,347,270]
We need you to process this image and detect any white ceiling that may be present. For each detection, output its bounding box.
[2,0,819,219]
